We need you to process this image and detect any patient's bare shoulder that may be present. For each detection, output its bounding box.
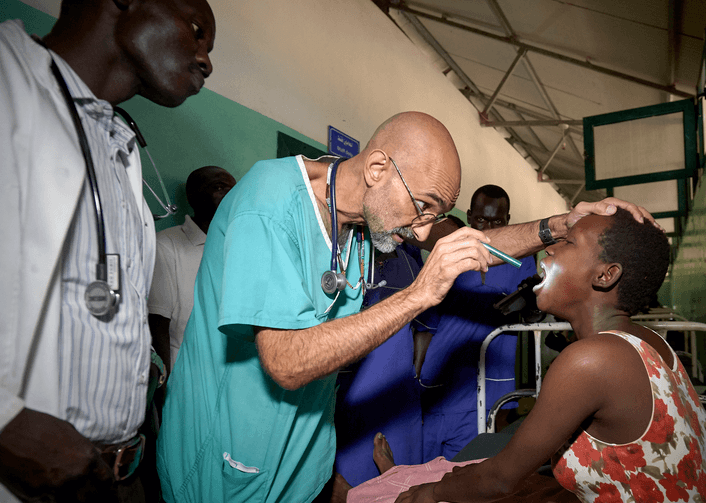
[544,335,622,382]
[537,334,648,417]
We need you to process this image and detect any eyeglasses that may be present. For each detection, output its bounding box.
[389,158,447,228]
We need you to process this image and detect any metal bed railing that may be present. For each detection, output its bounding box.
[477,319,706,435]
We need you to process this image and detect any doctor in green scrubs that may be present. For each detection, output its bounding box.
[156,111,652,503]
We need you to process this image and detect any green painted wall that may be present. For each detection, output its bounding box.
[1,0,55,32]
[122,94,326,231]
[2,0,326,231]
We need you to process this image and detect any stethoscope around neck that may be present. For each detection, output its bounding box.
[42,42,176,318]
[320,158,386,306]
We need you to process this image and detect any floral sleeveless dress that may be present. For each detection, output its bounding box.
[552,330,706,502]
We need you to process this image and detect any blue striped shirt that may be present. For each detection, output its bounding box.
[52,53,154,443]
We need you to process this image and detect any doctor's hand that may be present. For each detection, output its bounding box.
[409,226,492,309]
[395,482,438,503]
[0,408,117,503]
[565,197,657,230]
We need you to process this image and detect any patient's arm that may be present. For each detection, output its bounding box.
[395,337,614,503]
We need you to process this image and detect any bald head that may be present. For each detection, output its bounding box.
[358,112,462,249]
[365,112,461,208]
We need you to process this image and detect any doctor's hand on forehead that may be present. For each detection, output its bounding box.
[565,197,660,231]
[400,195,660,311]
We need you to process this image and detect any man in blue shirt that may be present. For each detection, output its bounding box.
[420,185,537,461]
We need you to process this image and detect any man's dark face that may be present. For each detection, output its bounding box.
[196,169,236,215]
[116,0,216,107]
[466,193,510,231]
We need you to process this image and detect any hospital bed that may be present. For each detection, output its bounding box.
[476,317,706,435]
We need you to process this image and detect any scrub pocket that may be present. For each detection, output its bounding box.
[221,451,269,500]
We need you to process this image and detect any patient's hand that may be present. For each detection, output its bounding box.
[394,482,436,503]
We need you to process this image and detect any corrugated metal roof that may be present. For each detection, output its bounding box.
[381,0,704,205]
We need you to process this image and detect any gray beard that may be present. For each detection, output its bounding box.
[370,226,415,253]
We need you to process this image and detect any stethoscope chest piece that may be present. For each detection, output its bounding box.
[85,252,121,317]
[321,270,347,295]
[85,280,119,317]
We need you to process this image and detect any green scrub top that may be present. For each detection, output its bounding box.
[157,156,368,503]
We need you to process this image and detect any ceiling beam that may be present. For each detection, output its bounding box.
[538,128,568,176]
[667,0,685,100]
[484,0,585,162]
[400,11,540,166]
[395,9,578,206]
[521,142,585,170]
[466,91,584,135]
[393,4,694,99]
[485,0,514,37]
[515,110,549,151]
[570,183,587,205]
[482,48,527,115]
[400,12,483,95]
[539,179,586,184]
[480,119,582,127]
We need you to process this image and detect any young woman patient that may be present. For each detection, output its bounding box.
[345,208,706,503]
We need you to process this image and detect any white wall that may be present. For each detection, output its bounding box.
[26,0,568,222]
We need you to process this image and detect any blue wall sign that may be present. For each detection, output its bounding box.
[328,126,360,158]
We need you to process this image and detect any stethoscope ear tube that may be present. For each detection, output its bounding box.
[322,158,387,299]
[114,107,146,148]
[328,158,342,272]
[46,52,121,318]
[322,158,347,294]
[114,107,177,220]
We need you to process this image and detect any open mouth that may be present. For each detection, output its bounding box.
[533,262,547,292]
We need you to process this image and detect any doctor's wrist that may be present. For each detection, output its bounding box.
[544,214,569,243]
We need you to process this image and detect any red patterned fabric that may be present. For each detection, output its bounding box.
[552,330,706,502]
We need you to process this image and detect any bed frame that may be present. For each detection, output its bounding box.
[477,316,706,434]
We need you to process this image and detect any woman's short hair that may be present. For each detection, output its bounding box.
[598,208,670,316]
